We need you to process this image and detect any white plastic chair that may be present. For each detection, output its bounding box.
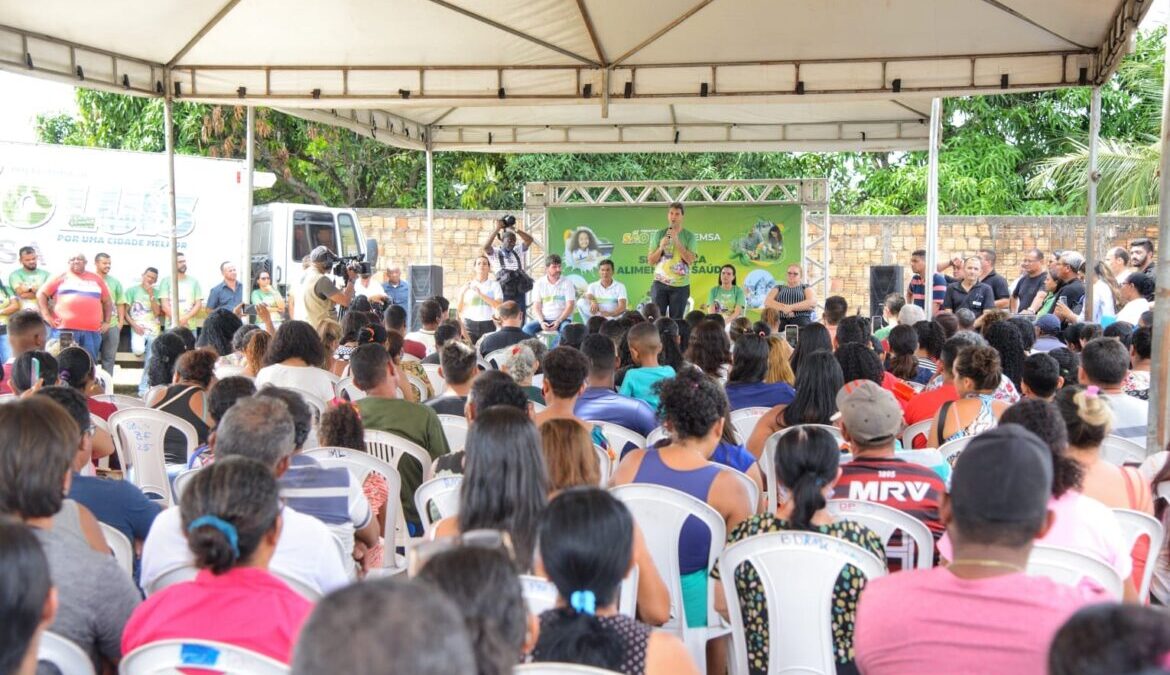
[283,386,327,418]
[272,570,324,601]
[306,447,405,574]
[92,393,147,409]
[610,483,730,668]
[938,435,973,466]
[0,393,17,404]
[1101,435,1147,466]
[724,467,762,514]
[826,499,934,570]
[901,419,933,448]
[143,564,199,596]
[895,448,944,469]
[760,424,847,512]
[589,421,647,457]
[109,408,198,507]
[421,362,446,396]
[99,522,134,577]
[119,639,289,675]
[94,367,115,395]
[407,373,430,402]
[730,406,770,445]
[143,385,167,406]
[646,425,670,446]
[717,530,887,675]
[594,445,613,486]
[484,346,514,369]
[413,475,463,535]
[1113,508,1165,601]
[618,565,639,618]
[531,401,547,413]
[436,414,469,452]
[363,430,435,483]
[334,376,366,401]
[520,574,560,615]
[172,468,201,503]
[38,632,95,675]
[515,663,622,674]
[1027,544,1124,600]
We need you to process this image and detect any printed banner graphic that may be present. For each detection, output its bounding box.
[548,204,803,317]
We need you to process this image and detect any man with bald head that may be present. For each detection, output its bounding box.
[381,261,411,317]
[36,251,112,364]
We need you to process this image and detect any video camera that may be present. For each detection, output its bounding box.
[496,214,518,239]
[332,253,372,278]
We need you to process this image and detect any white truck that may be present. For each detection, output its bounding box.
[0,141,377,298]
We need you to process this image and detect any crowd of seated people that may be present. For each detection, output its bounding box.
[1,256,1167,675]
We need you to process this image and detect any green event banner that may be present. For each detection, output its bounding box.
[547,204,803,317]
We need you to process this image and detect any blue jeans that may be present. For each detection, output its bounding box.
[0,332,10,364]
[523,319,570,337]
[137,333,156,397]
[56,329,102,366]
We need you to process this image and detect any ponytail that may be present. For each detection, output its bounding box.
[180,456,281,574]
[772,426,839,530]
[533,608,624,671]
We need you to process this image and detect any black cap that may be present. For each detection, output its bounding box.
[950,424,1053,524]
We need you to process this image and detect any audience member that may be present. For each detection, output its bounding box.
[655,317,685,371]
[1032,314,1064,353]
[541,419,601,491]
[932,312,958,338]
[531,488,697,674]
[942,257,996,316]
[1079,337,1148,440]
[254,320,337,403]
[54,346,116,458]
[763,335,795,385]
[954,307,976,331]
[318,400,391,570]
[0,520,56,675]
[406,299,443,355]
[855,426,1104,675]
[874,293,904,341]
[317,317,345,376]
[821,295,847,344]
[1116,272,1154,325]
[241,329,271,378]
[188,375,257,468]
[477,301,528,357]
[1048,347,1080,391]
[0,310,47,394]
[685,319,731,380]
[428,341,478,416]
[1048,604,1170,675]
[1021,353,1062,400]
[432,371,531,476]
[619,323,675,411]
[196,308,244,357]
[886,324,931,384]
[10,349,58,393]
[789,322,832,375]
[747,351,843,456]
[122,457,313,664]
[560,322,587,351]
[926,345,1008,448]
[502,344,544,405]
[150,348,216,465]
[143,330,188,394]
[725,334,796,412]
[715,426,885,675]
[383,331,433,401]
[1123,325,1152,400]
[834,315,871,350]
[574,334,658,437]
[292,578,475,675]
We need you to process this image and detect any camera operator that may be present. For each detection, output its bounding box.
[299,245,356,327]
[482,215,535,318]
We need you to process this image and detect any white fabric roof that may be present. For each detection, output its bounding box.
[0,0,1152,152]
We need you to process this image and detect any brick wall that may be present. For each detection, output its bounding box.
[358,210,1157,313]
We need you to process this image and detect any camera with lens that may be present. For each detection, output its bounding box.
[332,254,371,278]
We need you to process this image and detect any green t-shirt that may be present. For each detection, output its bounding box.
[707,285,746,316]
[101,275,125,329]
[649,228,696,287]
[9,268,49,310]
[158,276,204,329]
[251,287,285,325]
[873,324,894,341]
[124,285,161,335]
[355,397,451,526]
[0,285,13,326]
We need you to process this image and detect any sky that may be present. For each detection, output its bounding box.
[1,1,1167,144]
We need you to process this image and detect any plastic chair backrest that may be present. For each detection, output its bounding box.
[363,430,434,483]
[938,435,973,466]
[760,424,847,512]
[646,426,669,446]
[144,385,167,406]
[531,401,547,413]
[436,414,469,452]
[609,483,726,633]
[901,419,933,448]
[717,530,887,675]
[90,413,110,437]
[38,632,95,675]
[407,374,430,402]
[92,393,147,410]
[120,639,290,675]
[618,565,639,618]
[421,363,446,396]
[144,564,199,596]
[729,406,770,444]
[589,421,647,458]
[1101,435,1147,466]
[894,448,944,469]
[0,393,17,404]
[109,408,198,507]
[283,386,326,418]
[594,445,613,486]
[334,376,366,401]
[413,475,464,534]
[826,499,934,570]
[272,570,323,601]
[94,367,114,395]
[99,522,134,577]
[1027,544,1124,600]
[172,468,201,503]
[724,467,761,514]
[484,347,513,369]
[306,447,404,570]
[1113,508,1165,601]
[519,574,559,616]
[514,664,622,674]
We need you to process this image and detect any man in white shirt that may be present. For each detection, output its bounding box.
[577,258,628,321]
[523,254,577,337]
[1115,272,1153,326]
[141,396,351,594]
[355,269,388,305]
[405,298,443,355]
[1105,247,1131,284]
[1079,337,1147,441]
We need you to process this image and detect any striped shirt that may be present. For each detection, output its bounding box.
[41,271,111,332]
[773,283,811,318]
[280,454,372,561]
[908,273,947,308]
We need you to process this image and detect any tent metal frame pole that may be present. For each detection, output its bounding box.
[1149,37,1170,454]
[923,98,942,320]
[426,144,434,266]
[1084,87,1101,322]
[163,72,180,326]
[242,105,255,300]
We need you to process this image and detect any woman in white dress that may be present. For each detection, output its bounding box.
[457,255,504,345]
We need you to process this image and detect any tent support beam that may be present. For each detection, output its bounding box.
[924,98,942,321]
[426,143,435,266]
[242,105,254,300]
[611,0,718,67]
[1149,35,1170,455]
[1084,87,1101,321]
[975,0,1090,49]
[166,0,244,67]
[574,0,607,65]
[424,0,599,66]
[163,72,180,326]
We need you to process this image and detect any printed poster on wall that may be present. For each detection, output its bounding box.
[547,204,803,318]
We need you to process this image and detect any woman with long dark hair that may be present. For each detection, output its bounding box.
[196,308,243,357]
[886,325,931,384]
[725,333,796,411]
[655,317,685,371]
[145,331,188,391]
[789,322,832,375]
[985,321,1026,391]
[432,406,548,571]
[714,427,885,675]
[531,488,698,675]
[746,350,843,457]
[56,346,116,459]
[685,319,731,380]
[254,319,337,402]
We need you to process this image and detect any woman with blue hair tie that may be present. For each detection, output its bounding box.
[120,456,313,665]
[530,487,698,675]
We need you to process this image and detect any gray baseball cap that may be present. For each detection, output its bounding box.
[834,379,903,446]
[309,246,334,264]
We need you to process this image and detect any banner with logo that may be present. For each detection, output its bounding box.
[547,204,803,318]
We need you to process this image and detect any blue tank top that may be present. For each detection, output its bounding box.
[633,449,721,574]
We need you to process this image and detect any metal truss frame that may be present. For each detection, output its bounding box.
[523,179,831,303]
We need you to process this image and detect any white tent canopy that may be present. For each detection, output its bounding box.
[0,0,1151,152]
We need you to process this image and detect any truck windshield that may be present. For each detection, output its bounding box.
[337,213,360,258]
[293,210,337,261]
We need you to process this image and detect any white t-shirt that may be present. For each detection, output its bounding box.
[254,363,338,403]
[355,277,384,298]
[1102,392,1149,440]
[586,280,628,316]
[534,275,577,322]
[1116,297,1150,326]
[141,504,351,594]
[460,279,503,322]
[405,329,437,355]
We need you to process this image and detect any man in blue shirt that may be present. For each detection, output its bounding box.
[205,260,243,312]
[573,334,658,438]
[381,262,411,317]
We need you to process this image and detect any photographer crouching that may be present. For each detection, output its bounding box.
[482,215,535,319]
[299,245,358,327]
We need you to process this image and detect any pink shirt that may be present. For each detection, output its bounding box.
[42,271,111,332]
[122,567,312,664]
[855,567,1105,675]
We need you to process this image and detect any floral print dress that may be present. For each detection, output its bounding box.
[711,515,886,675]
